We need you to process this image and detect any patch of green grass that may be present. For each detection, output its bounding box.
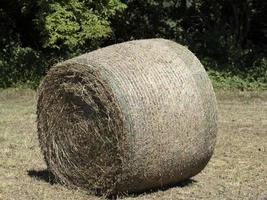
[208,70,267,91]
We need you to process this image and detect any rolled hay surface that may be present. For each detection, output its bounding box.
[37,39,218,194]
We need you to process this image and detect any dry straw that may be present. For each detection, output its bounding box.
[37,39,218,195]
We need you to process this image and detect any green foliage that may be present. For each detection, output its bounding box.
[0,43,48,88]
[0,0,266,90]
[0,0,126,88]
[36,0,126,49]
[203,55,267,90]
[208,70,267,91]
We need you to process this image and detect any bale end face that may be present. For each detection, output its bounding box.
[37,62,125,193]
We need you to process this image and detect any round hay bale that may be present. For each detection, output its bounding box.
[37,38,218,194]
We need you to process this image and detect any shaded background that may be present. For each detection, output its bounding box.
[0,0,266,89]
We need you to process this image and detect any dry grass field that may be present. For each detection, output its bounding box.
[0,88,266,200]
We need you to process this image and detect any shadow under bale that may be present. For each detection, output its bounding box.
[107,179,197,199]
[27,169,56,185]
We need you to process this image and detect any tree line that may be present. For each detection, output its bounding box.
[0,0,266,88]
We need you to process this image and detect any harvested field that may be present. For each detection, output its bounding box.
[0,88,266,200]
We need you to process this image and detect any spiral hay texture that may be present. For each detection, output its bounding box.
[37,39,218,194]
